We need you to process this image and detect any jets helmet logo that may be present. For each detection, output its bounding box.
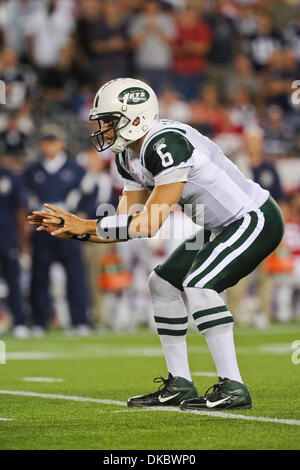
[118,87,150,105]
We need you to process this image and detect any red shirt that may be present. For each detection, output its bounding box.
[284,219,300,256]
[173,20,212,75]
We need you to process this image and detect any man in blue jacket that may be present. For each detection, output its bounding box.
[24,124,98,335]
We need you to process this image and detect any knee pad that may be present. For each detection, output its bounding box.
[184,287,225,313]
[148,271,182,303]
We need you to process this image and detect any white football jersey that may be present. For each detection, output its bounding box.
[115,119,269,231]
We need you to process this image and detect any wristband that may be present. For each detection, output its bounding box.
[71,234,91,241]
[97,214,133,240]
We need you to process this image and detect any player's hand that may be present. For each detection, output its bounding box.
[28,211,72,239]
[28,211,61,227]
[42,203,88,237]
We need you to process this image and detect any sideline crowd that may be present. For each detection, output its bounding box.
[0,0,299,337]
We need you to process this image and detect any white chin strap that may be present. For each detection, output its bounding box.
[110,136,132,154]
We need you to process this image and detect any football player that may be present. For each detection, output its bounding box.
[28,78,284,410]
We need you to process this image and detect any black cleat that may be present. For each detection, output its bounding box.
[180,377,252,411]
[128,373,198,407]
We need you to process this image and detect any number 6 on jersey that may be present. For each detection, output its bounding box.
[156,143,174,167]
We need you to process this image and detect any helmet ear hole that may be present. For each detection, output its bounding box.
[132,117,140,126]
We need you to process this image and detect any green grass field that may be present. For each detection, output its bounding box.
[0,323,299,450]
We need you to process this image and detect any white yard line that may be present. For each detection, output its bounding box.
[5,343,293,361]
[181,410,300,426]
[0,418,13,421]
[114,407,300,426]
[22,377,64,383]
[0,390,126,406]
[0,389,299,427]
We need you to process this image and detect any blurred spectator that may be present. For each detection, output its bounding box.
[262,105,296,159]
[283,8,300,65]
[173,4,212,101]
[189,84,240,137]
[247,10,283,71]
[283,51,300,132]
[241,125,285,202]
[225,125,286,328]
[262,49,298,114]
[225,53,262,103]
[158,87,191,122]
[87,0,130,84]
[76,126,122,205]
[229,88,258,129]
[0,0,40,62]
[266,195,300,321]
[0,46,36,136]
[0,129,28,165]
[76,146,114,328]
[275,155,300,196]
[113,238,154,332]
[25,0,75,71]
[129,0,176,94]
[76,146,113,210]
[23,124,98,335]
[37,40,86,109]
[75,0,131,85]
[275,191,300,321]
[235,0,258,46]
[74,0,104,81]
[205,0,239,102]
[0,156,28,338]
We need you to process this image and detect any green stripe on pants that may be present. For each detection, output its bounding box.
[194,197,284,292]
[154,224,240,291]
[153,196,284,294]
[184,211,260,288]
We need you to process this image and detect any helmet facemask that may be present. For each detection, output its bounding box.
[89,112,131,153]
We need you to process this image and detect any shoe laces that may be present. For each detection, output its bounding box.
[204,381,224,399]
[153,375,171,394]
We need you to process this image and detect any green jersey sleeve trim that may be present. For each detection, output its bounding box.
[143,130,194,177]
[115,153,135,182]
